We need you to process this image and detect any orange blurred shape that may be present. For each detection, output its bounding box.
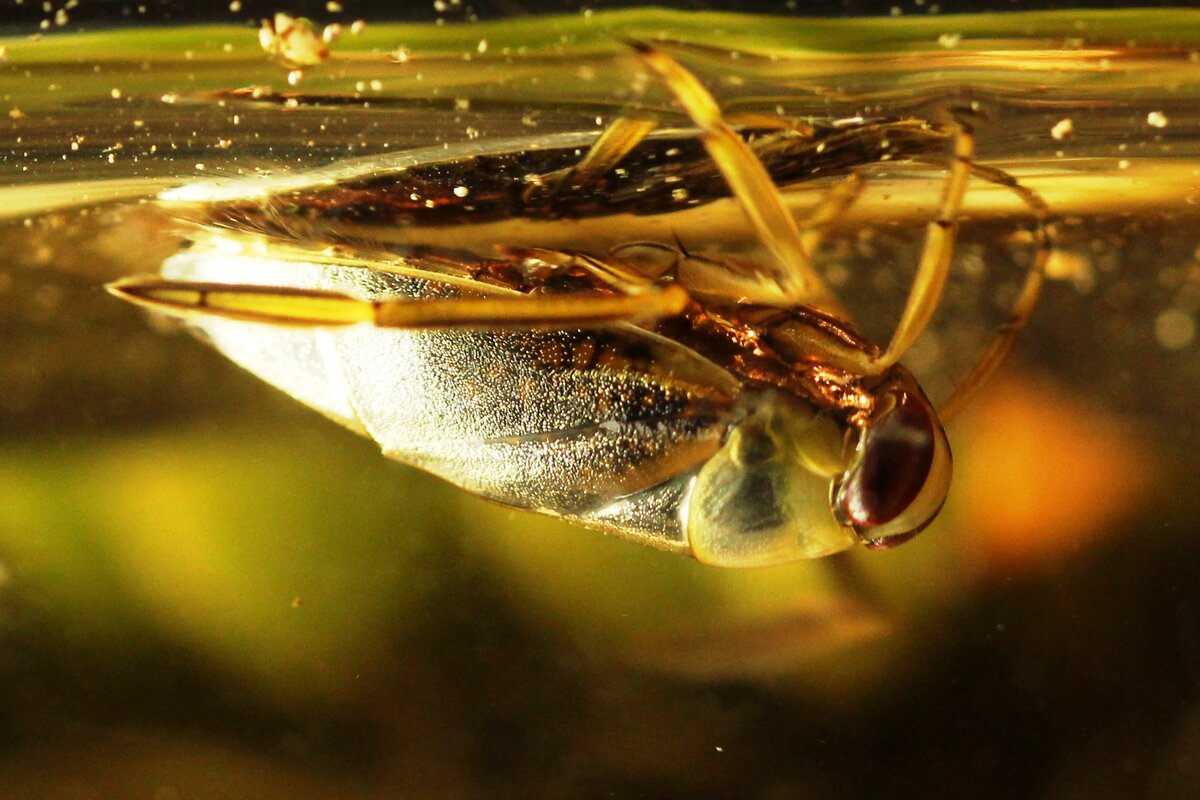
[954,373,1154,572]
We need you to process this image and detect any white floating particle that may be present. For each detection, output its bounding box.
[1155,308,1195,349]
[453,185,469,198]
[477,38,488,54]
[110,87,122,99]
[228,0,241,11]
[287,69,303,86]
[1050,118,1074,140]
[326,1,343,11]
[937,32,961,48]
[1147,110,1169,128]
[350,19,366,35]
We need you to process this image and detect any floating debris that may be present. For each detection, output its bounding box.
[259,13,330,68]
[1050,118,1074,140]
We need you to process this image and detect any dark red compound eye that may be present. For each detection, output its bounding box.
[834,389,942,548]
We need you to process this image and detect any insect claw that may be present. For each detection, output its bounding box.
[615,35,656,56]
[940,105,988,130]
[671,231,693,258]
[105,276,184,311]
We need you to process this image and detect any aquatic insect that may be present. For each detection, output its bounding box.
[109,42,1048,567]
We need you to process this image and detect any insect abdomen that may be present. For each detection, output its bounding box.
[162,238,741,551]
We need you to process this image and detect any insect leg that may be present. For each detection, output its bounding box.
[935,164,1052,421]
[523,76,818,203]
[106,277,691,329]
[495,245,660,291]
[799,173,864,257]
[524,115,660,201]
[626,39,848,317]
[723,111,815,137]
[868,122,974,373]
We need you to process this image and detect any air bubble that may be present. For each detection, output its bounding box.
[1155,308,1195,349]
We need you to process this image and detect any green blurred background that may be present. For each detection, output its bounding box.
[2,3,1200,798]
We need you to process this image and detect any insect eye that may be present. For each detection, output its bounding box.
[833,381,951,549]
